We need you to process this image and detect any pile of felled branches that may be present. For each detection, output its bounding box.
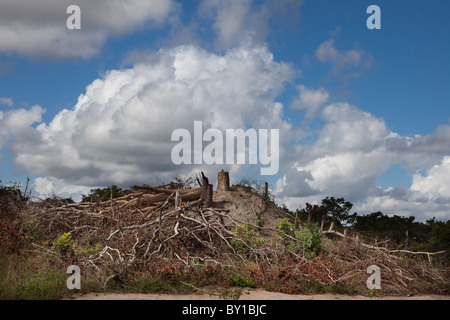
[24,173,288,271]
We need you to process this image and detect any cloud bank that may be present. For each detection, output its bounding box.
[0,0,174,59]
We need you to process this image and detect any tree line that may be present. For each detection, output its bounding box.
[296,197,449,256]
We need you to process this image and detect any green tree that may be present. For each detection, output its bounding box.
[426,218,450,253]
[320,197,355,226]
[352,212,416,243]
[81,185,126,202]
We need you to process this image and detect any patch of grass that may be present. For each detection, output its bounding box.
[127,273,193,294]
[219,287,244,300]
[0,253,73,300]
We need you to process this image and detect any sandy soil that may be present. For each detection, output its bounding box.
[75,289,450,300]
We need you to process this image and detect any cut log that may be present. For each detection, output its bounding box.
[132,185,201,195]
[138,189,202,207]
[140,193,172,206]
[178,189,202,202]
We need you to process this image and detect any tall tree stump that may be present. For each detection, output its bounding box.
[308,205,320,223]
[203,184,213,208]
[200,172,209,204]
[217,170,231,192]
[263,182,269,202]
[320,214,326,231]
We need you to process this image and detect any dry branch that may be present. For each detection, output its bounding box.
[323,229,446,263]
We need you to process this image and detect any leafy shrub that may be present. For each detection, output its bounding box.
[23,216,41,242]
[297,222,323,256]
[75,242,102,257]
[275,218,322,256]
[274,218,298,250]
[231,224,265,258]
[53,232,77,254]
[228,273,256,288]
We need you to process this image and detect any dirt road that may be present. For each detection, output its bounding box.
[76,290,449,300]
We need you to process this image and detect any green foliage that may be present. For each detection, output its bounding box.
[75,242,103,257]
[298,196,448,263]
[275,218,322,256]
[0,253,72,300]
[256,216,265,228]
[275,218,295,236]
[81,185,126,202]
[218,287,244,300]
[228,273,256,288]
[18,267,68,300]
[274,218,299,251]
[61,197,75,204]
[23,216,41,242]
[53,232,77,254]
[231,224,265,257]
[296,222,323,256]
[320,197,355,226]
[352,213,450,258]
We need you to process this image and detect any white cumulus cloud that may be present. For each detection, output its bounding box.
[411,156,450,199]
[0,0,174,59]
[12,43,295,188]
[291,85,329,120]
[275,99,450,220]
[32,177,93,202]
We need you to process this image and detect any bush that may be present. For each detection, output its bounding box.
[53,232,77,254]
[231,224,265,258]
[297,222,323,256]
[23,216,41,242]
[228,273,256,288]
[275,218,322,256]
[274,218,298,250]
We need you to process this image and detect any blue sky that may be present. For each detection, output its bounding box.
[0,0,449,221]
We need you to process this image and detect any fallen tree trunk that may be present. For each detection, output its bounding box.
[140,190,202,206]
[132,185,201,195]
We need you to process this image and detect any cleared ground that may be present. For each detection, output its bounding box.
[76,290,450,300]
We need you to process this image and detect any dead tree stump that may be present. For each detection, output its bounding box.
[307,205,320,223]
[217,170,231,192]
[263,182,269,202]
[328,221,335,232]
[320,214,326,231]
[343,228,348,242]
[203,184,213,208]
[200,172,209,204]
